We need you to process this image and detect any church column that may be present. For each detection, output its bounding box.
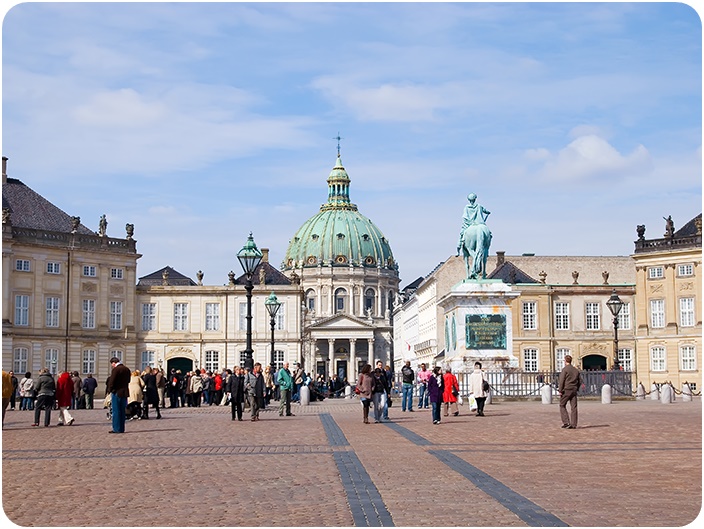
[349,339,357,382]
[328,339,335,379]
[377,286,383,318]
[359,286,364,317]
[368,338,375,364]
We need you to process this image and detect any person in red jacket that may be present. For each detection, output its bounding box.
[212,372,223,406]
[55,371,75,426]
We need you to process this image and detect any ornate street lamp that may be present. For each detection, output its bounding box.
[265,292,282,371]
[237,233,263,371]
[606,289,624,370]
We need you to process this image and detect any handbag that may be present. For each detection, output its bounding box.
[468,394,478,411]
[354,386,361,395]
[456,394,463,406]
[483,380,490,392]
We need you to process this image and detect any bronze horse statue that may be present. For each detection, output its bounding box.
[459,222,492,280]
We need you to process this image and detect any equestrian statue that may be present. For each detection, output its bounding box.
[456,193,493,280]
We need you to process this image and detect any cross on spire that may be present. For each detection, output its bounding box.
[333,132,343,156]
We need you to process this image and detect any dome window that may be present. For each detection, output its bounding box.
[336,233,345,239]
[307,256,317,265]
[365,256,375,266]
[335,255,348,264]
[311,234,319,240]
[362,234,370,241]
[287,258,294,267]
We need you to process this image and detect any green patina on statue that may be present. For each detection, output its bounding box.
[456,193,493,280]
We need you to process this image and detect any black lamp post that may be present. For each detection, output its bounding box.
[265,292,281,371]
[237,233,263,371]
[606,289,624,370]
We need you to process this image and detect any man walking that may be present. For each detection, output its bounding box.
[106,356,131,433]
[401,361,415,412]
[82,373,98,409]
[277,362,295,417]
[245,363,265,421]
[558,355,582,429]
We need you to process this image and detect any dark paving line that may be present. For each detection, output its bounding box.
[320,414,395,527]
[384,422,568,527]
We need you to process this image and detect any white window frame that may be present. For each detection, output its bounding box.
[555,302,570,330]
[110,301,123,330]
[335,288,347,313]
[141,351,155,371]
[45,348,59,374]
[523,348,538,372]
[522,301,537,330]
[110,350,124,364]
[273,350,285,371]
[680,345,697,371]
[205,303,220,331]
[142,303,156,331]
[82,265,97,277]
[677,264,694,277]
[617,348,633,372]
[15,294,30,326]
[110,267,124,280]
[239,302,247,331]
[585,302,600,330]
[46,262,61,274]
[617,303,631,330]
[46,297,60,328]
[174,303,188,331]
[82,299,96,329]
[679,297,695,327]
[364,288,375,315]
[650,346,666,372]
[276,303,285,331]
[82,349,96,374]
[650,299,665,328]
[205,350,220,373]
[555,348,570,370]
[15,259,30,272]
[14,347,29,373]
[648,266,665,279]
[306,290,316,312]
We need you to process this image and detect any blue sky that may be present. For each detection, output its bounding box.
[2,1,701,287]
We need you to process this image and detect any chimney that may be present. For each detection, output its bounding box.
[496,251,505,266]
[2,156,7,185]
[261,248,269,263]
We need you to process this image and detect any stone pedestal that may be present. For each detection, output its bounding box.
[437,279,520,374]
[602,384,612,404]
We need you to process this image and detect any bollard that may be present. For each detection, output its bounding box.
[601,384,612,404]
[660,383,672,404]
[541,384,552,405]
[344,385,352,399]
[636,383,646,400]
[651,383,660,401]
[682,383,692,402]
[299,385,310,406]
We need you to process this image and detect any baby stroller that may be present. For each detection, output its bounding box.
[105,398,143,421]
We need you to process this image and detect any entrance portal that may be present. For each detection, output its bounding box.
[167,357,193,375]
[337,360,348,382]
[581,354,607,371]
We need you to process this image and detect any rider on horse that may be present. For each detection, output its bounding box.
[457,193,490,254]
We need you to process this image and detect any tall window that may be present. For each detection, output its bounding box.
[205,350,220,372]
[13,347,28,373]
[617,349,633,371]
[679,298,695,327]
[141,351,155,371]
[45,348,59,374]
[82,349,96,374]
[618,303,631,330]
[273,350,285,371]
[239,302,247,330]
[142,303,156,331]
[648,266,664,279]
[555,348,570,370]
[522,301,537,330]
[15,259,31,271]
[110,268,124,279]
[306,290,316,313]
[678,264,694,276]
[110,350,123,364]
[174,303,188,331]
[585,302,600,330]
[46,262,61,274]
[205,303,220,331]
[523,348,538,372]
[364,288,376,315]
[680,345,697,371]
[276,303,285,331]
[110,301,123,330]
[46,297,60,327]
[650,346,666,371]
[554,302,570,330]
[650,299,665,328]
[335,288,347,313]
[82,265,97,277]
[82,299,96,328]
[15,295,30,326]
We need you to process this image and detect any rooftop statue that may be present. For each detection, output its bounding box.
[456,193,493,280]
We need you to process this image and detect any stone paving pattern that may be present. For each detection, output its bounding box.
[2,398,701,527]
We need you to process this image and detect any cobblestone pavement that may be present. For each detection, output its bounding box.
[2,397,701,527]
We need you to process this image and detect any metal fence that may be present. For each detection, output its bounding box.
[392,370,636,399]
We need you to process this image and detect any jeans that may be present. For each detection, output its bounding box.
[431,401,442,423]
[401,383,414,411]
[372,392,386,422]
[21,396,34,410]
[111,393,127,433]
[417,384,429,408]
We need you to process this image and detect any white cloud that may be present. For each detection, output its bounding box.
[73,89,166,127]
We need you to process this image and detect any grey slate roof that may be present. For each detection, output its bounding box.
[138,266,197,286]
[2,177,94,234]
[674,214,702,238]
[488,261,539,284]
[235,261,292,286]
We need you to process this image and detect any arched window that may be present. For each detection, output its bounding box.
[335,288,347,313]
[305,289,316,313]
[365,288,375,315]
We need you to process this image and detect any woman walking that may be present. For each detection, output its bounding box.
[428,366,445,425]
[55,371,75,426]
[467,362,488,416]
[442,367,460,417]
[356,364,373,424]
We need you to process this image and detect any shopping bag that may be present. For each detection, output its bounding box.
[456,394,464,406]
[468,394,478,412]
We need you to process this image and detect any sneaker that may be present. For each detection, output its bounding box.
[432,420,438,424]
[67,418,75,426]
[561,424,570,428]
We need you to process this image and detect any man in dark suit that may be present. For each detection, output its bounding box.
[558,355,582,429]
[106,357,131,433]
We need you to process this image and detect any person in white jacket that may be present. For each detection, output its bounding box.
[467,362,488,416]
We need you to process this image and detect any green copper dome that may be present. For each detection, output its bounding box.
[283,155,397,271]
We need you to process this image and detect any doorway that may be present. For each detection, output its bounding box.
[581,354,607,371]
[337,360,348,382]
[167,357,193,375]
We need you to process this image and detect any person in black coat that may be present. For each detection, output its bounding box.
[226,368,245,421]
[141,367,161,419]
